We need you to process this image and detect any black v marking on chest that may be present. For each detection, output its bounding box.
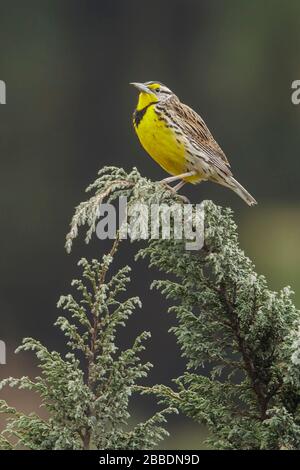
[133,101,157,127]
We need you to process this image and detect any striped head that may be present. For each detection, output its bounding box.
[130,81,173,110]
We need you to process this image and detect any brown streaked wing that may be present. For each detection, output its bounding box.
[167,96,231,172]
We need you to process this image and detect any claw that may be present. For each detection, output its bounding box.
[159,181,190,203]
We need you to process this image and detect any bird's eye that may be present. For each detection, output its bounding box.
[155,88,160,92]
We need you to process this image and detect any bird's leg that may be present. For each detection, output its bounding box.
[172,180,186,192]
[160,171,196,184]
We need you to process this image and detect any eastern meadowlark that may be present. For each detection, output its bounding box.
[131,81,257,206]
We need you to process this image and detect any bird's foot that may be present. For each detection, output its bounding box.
[159,180,190,203]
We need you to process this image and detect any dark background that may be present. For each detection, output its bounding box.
[0,0,300,449]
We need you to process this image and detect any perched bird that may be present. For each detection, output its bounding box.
[131,81,257,206]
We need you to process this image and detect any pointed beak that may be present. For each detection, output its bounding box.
[130,82,151,94]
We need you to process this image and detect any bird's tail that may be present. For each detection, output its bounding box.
[225,176,257,206]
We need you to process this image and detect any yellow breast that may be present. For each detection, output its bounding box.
[133,105,189,178]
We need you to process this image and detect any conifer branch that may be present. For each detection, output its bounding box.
[0,244,173,450]
[1,166,299,450]
[63,165,300,449]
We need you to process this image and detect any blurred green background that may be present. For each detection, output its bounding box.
[0,0,300,449]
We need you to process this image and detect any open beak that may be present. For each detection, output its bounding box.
[130,82,151,94]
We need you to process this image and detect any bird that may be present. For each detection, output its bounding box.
[130,81,257,206]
